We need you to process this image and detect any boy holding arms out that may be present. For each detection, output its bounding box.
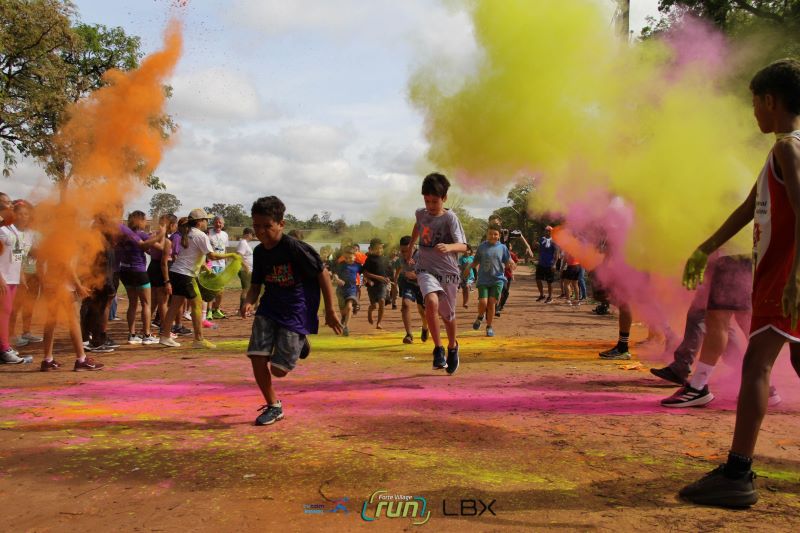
[404,173,467,374]
[240,196,342,426]
[332,246,362,336]
[363,238,392,330]
[679,59,800,507]
[470,225,513,337]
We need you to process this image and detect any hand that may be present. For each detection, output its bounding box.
[325,308,343,335]
[682,249,708,290]
[166,283,173,296]
[435,243,450,253]
[383,276,391,284]
[336,278,344,287]
[240,302,254,318]
[782,273,800,329]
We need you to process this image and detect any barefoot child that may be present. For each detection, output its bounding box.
[405,173,467,374]
[470,224,512,337]
[679,59,800,508]
[240,196,342,426]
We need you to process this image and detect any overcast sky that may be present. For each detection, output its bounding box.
[3,0,660,223]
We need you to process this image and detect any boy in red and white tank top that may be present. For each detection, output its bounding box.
[679,59,800,508]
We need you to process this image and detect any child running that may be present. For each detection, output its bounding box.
[396,235,428,344]
[363,238,392,330]
[332,246,361,336]
[405,172,467,374]
[678,59,800,508]
[459,245,475,309]
[470,224,512,337]
[240,196,342,426]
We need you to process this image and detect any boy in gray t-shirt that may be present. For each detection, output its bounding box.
[405,173,467,374]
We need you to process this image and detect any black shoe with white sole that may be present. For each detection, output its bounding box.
[661,384,714,407]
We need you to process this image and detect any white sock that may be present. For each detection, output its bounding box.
[689,362,716,390]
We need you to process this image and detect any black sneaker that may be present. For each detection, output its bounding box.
[432,346,447,370]
[299,338,311,359]
[494,309,501,317]
[104,337,120,348]
[255,402,284,426]
[87,344,114,353]
[598,346,631,360]
[446,343,459,375]
[650,366,688,386]
[403,333,413,344]
[420,329,428,343]
[661,384,714,407]
[472,316,483,330]
[679,465,758,508]
[172,325,193,336]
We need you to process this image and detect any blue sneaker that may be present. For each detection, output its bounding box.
[255,401,284,426]
[446,343,459,375]
[432,346,447,370]
[486,326,495,337]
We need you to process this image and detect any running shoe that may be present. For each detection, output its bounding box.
[172,325,193,336]
[432,346,447,370]
[13,337,29,347]
[74,357,104,371]
[0,349,23,364]
[192,339,216,349]
[598,347,631,360]
[420,329,428,342]
[141,334,160,345]
[40,359,61,371]
[104,337,120,348]
[679,465,757,508]
[202,320,216,329]
[494,309,501,317]
[661,385,714,407]
[769,386,782,407]
[211,309,227,320]
[299,337,311,359]
[650,366,688,386]
[159,337,180,348]
[128,334,143,345]
[342,326,349,337]
[403,333,413,344]
[87,344,114,353]
[183,311,192,320]
[486,326,495,337]
[21,332,43,343]
[446,343,459,375]
[472,316,483,330]
[255,401,284,426]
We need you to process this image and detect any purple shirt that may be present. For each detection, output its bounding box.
[116,224,148,272]
[170,232,184,260]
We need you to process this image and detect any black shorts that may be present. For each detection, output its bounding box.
[535,265,555,283]
[707,255,752,311]
[119,270,150,289]
[170,272,197,299]
[564,265,581,281]
[147,261,166,288]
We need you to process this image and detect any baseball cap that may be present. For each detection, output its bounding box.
[510,229,522,236]
[187,208,210,221]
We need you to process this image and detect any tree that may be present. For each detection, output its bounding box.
[0,0,76,176]
[203,203,251,227]
[149,192,181,218]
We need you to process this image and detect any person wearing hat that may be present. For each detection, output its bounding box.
[534,225,558,304]
[159,208,239,349]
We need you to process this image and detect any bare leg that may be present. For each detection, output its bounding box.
[425,292,442,347]
[376,300,385,329]
[140,287,152,336]
[443,317,457,350]
[486,297,497,327]
[536,279,544,298]
[401,298,413,335]
[477,298,487,319]
[697,310,732,366]
[161,295,186,341]
[126,286,138,335]
[251,356,277,404]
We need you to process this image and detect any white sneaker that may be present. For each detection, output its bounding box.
[769,386,782,407]
[21,332,43,343]
[82,341,90,347]
[13,336,29,347]
[141,334,160,345]
[159,337,180,348]
[183,311,192,320]
[1,349,24,364]
[128,334,143,345]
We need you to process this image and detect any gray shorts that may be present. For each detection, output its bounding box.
[247,315,306,373]
[417,270,459,322]
[367,283,389,304]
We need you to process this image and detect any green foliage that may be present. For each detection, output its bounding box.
[204,203,252,228]
[149,192,181,218]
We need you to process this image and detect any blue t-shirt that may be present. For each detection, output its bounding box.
[459,255,475,283]
[538,236,557,268]
[251,235,323,335]
[474,241,510,286]
[335,261,362,295]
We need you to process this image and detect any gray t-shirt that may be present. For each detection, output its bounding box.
[414,208,466,278]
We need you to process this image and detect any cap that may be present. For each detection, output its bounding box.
[187,208,210,221]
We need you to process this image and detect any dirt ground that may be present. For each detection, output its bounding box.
[2,265,800,532]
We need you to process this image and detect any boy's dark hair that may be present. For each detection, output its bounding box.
[344,245,357,254]
[750,59,800,115]
[399,235,412,246]
[242,227,254,236]
[251,196,286,221]
[128,210,146,220]
[369,238,383,249]
[421,172,451,198]
[488,223,503,233]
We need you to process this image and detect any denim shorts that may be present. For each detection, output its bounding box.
[246,315,306,373]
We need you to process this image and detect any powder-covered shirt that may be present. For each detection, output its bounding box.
[117,224,148,272]
[414,208,466,280]
[538,236,557,268]
[474,241,510,286]
[251,234,324,335]
[0,225,24,285]
[170,228,213,277]
[208,229,229,269]
[236,239,254,272]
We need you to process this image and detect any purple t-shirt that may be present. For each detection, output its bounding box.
[117,224,148,272]
[251,235,323,335]
[170,232,184,260]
